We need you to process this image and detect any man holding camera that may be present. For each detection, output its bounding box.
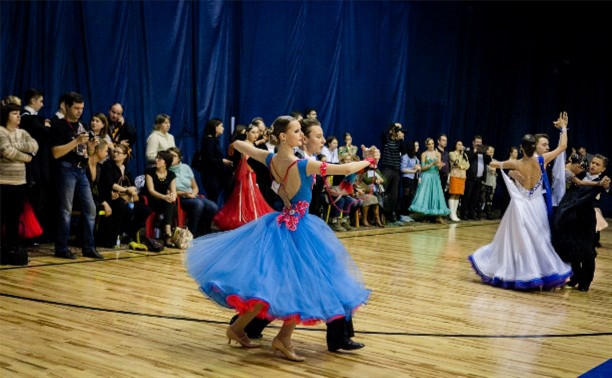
[461,135,491,220]
[379,123,407,224]
[50,92,102,259]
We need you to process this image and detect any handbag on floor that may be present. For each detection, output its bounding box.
[171,227,193,249]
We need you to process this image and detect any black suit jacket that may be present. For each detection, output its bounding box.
[20,110,51,184]
[465,149,492,182]
[109,121,137,147]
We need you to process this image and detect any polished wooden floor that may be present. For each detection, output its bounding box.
[1,221,610,377]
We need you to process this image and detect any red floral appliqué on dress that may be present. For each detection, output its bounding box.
[276,201,309,231]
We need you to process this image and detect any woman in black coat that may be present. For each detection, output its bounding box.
[198,118,232,204]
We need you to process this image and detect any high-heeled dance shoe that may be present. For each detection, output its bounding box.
[272,337,305,362]
[226,327,261,348]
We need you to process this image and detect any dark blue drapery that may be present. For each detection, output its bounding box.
[2,2,610,191]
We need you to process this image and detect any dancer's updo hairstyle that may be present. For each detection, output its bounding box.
[270,116,295,145]
[521,134,537,157]
[300,118,321,138]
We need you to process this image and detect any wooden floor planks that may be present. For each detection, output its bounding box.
[1,221,610,377]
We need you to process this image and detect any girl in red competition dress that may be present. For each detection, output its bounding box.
[213,124,273,230]
[186,116,379,362]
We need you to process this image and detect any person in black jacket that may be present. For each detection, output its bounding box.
[379,123,406,224]
[552,155,609,292]
[21,88,54,242]
[100,144,151,245]
[108,103,137,148]
[198,118,232,204]
[461,135,491,220]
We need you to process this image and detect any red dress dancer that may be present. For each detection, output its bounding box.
[213,156,274,230]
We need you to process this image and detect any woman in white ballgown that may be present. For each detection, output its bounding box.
[468,112,572,290]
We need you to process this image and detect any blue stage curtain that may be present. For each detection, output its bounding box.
[1,1,609,195]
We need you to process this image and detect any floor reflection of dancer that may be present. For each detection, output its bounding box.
[469,112,572,290]
[186,116,378,361]
[213,124,273,230]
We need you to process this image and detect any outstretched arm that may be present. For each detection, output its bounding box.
[543,111,568,165]
[233,140,272,165]
[489,159,519,171]
[306,145,380,176]
[572,175,610,188]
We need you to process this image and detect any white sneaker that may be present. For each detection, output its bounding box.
[400,215,414,223]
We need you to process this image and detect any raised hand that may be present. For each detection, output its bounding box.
[365,146,381,161]
[360,145,368,159]
[553,111,568,129]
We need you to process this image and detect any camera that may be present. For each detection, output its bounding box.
[87,130,95,141]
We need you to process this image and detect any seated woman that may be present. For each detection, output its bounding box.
[145,114,176,167]
[356,168,385,227]
[100,144,151,245]
[213,125,274,230]
[143,150,177,246]
[338,132,359,161]
[168,147,218,237]
[325,153,362,231]
[321,136,340,164]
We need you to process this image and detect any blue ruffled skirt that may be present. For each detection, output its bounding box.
[185,212,370,324]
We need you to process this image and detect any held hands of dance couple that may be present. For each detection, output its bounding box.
[187,117,376,362]
[490,111,569,184]
[489,112,569,173]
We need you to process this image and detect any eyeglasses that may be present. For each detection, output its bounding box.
[113,150,125,155]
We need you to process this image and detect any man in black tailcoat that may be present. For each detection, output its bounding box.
[552,154,609,292]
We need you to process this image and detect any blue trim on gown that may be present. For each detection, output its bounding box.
[468,167,572,291]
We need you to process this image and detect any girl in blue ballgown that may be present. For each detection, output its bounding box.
[186,116,378,362]
[409,137,450,223]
